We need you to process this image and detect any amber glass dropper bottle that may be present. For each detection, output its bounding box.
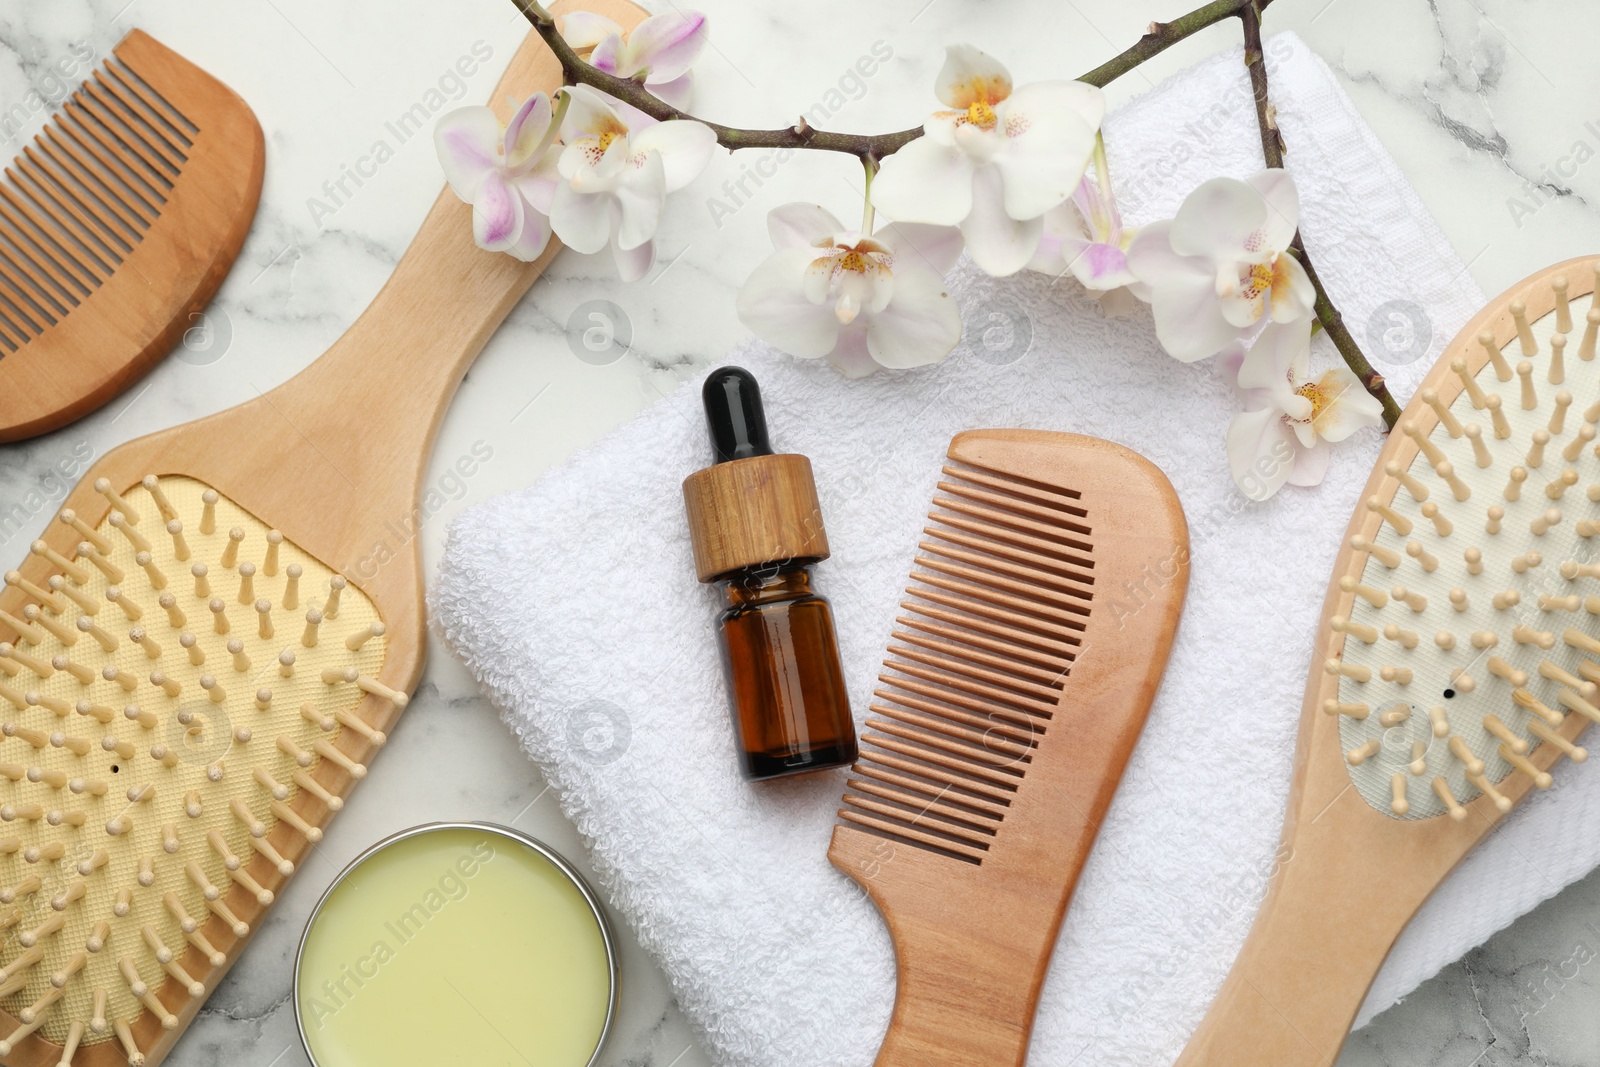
[682,367,858,781]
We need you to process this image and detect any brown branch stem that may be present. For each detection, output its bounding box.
[511,0,1276,160]
[1241,1,1401,428]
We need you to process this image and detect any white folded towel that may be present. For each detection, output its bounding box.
[431,33,1578,1067]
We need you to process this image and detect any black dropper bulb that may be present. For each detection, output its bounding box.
[702,366,773,463]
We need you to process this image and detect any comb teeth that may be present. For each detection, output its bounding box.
[1331,266,1600,820]
[840,463,1091,864]
[0,57,194,355]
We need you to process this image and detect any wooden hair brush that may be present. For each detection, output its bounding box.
[0,30,263,443]
[828,429,1189,1066]
[1176,257,1600,1066]
[0,2,644,1062]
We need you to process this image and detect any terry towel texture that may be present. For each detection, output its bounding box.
[431,33,1573,1067]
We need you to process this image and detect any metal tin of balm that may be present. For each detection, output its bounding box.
[294,822,618,1067]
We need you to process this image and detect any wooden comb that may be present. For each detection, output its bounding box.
[828,429,1189,1067]
[0,30,263,443]
[0,2,645,1062]
[1176,257,1600,1066]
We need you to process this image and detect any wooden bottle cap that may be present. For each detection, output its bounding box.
[681,368,829,582]
[683,454,829,582]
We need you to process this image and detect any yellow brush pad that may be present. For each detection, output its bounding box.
[0,476,385,1053]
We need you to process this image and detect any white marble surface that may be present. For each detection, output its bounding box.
[0,0,1597,1064]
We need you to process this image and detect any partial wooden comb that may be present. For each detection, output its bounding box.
[0,30,263,442]
[1177,257,1600,1066]
[828,429,1189,1066]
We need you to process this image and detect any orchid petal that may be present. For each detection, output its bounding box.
[613,150,665,250]
[1236,320,1308,394]
[876,222,963,277]
[561,84,628,140]
[1127,222,1242,362]
[624,11,707,83]
[1288,414,1317,449]
[472,170,524,252]
[1310,368,1385,442]
[1025,202,1080,274]
[936,44,1012,109]
[1168,177,1270,263]
[434,106,503,202]
[1094,285,1142,317]
[648,71,695,109]
[1285,439,1329,486]
[561,11,623,49]
[1067,240,1137,291]
[1227,407,1298,501]
[589,33,624,75]
[612,237,655,282]
[503,92,553,172]
[834,269,871,324]
[769,203,844,250]
[1217,266,1268,328]
[631,119,717,193]
[1147,281,1239,361]
[549,182,614,253]
[1269,252,1316,322]
[511,153,561,215]
[827,323,881,378]
[501,196,553,262]
[951,122,1003,164]
[1071,174,1120,242]
[865,266,961,369]
[1246,168,1301,254]
[736,247,843,358]
[575,134,631,191]
[960,166,1042,275]
[990,81,1103,219]
[922,111,963,147]
[871,136,975,226]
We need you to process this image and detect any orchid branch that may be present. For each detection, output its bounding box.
[1240,2,1402,428]
[506,0,1395,432]
[510,0,1276,160]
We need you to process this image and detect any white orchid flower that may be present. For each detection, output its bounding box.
[1126,168,1316,362]
[561,9,707,109]
[550,84,716,281]
[1224,320,1384,499]
[736,203,963,378]
[870,44,1104,277]
[434,93,561,260]
[1027,157,1146,316]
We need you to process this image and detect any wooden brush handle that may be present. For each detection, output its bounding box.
[249,0,648,522]
[1174,784,1468,1067]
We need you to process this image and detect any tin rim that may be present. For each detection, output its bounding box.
[291,821,619,1067]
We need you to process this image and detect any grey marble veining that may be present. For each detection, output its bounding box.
[0,0,1598,1064]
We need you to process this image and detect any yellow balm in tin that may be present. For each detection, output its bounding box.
[295,824,616,1067]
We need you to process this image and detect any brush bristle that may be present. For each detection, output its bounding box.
[0,476,385,1056]
[1332,268,1600,820]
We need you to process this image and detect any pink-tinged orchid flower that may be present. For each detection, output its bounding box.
[434,93,561,260]
[550,85,716,281]
[560,9,707,110]
[1126,168,1316,362]
[1028,166,1147,316]
[1223,321,1383,499]
[870,45,1104,277]
[736,203,963,378]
